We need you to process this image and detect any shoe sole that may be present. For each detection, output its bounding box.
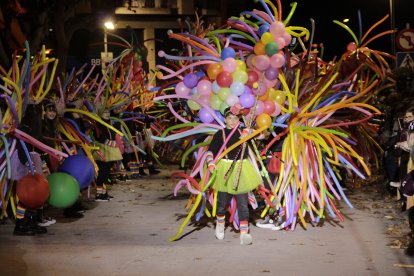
[256,223,275,229]
[95,199,110,202]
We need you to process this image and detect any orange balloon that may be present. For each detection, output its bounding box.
[256,113,272,129]
[207,63,222,80]
[258,90,269,101]
[254,42,266,55]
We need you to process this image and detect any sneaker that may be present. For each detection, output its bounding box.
[390,181,401,188]
[38,216,56,227]
[64,210,84,218]
[13,219,35,236]
[240,233,253,245]
[256,216,276,229]
[271,221,286,231]
[215,223,225,240]
[95,193,110,202]
[149,169,160,175]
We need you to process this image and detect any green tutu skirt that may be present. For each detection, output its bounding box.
[213,159,262,194]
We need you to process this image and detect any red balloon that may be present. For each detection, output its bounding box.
[216,71,233,87]
[246,70,259,87]
[263,100,276,114]
[16,173,50,209]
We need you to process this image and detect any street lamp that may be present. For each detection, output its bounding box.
[102,20,115,70]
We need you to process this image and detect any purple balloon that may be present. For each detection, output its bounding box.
[198,107,215,123]
[265,66,279,80]
[239,91,255,108]
[183,73,198,88]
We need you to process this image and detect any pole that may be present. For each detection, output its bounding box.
[102,29,108,70]
[389,0,396,58]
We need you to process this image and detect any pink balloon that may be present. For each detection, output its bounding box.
[246,54,255,69]
[254,55,270,71]
[197,79,212,96]
[270,53,285,68]
[274,37,286,50]
[175,82,192,96]
[199,95,211,106]
[254,100,264,115]
[270,102,281,117]
[282,32,292,46]
[264,78,278,89]
[269,21,286,36]
[222,57,237,73]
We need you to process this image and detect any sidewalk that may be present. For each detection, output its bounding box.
[1,166,414,276]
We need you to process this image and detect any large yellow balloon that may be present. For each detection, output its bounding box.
[274,90,287,104]
[256,113,272,128]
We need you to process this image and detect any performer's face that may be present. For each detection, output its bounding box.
[404,112,414,124]
[102,109,110,120]
[225,114,239,129]
[45,108,57,120]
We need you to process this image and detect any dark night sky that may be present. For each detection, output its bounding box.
[231,0,413,59]
[68,0,413,65]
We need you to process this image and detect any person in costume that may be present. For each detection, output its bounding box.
[13,104,49,235]
[206,107,262,245]
[93,107,122,201]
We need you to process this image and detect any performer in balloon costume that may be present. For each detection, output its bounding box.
[151,0,395,243]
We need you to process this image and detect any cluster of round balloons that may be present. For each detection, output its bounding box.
[16,155,95,209]
[174,48,288,128]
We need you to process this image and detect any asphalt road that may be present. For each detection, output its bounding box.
[1,167,414,276]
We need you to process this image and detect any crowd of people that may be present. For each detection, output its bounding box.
[381,104,414,255]
[7,94,161,236]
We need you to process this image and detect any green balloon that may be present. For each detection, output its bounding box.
[210,95,223,110]
[265,41,279,56]
[47,172,80,208]
[219,102,229,115]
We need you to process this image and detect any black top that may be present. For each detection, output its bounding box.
[94,119,117,143]
[208,128,248,160]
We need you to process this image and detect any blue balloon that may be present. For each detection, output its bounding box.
[221,47,236,60]
[258,24,270,36]
[59,155,95,189]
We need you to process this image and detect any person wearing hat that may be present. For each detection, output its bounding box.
[205,106,262,245]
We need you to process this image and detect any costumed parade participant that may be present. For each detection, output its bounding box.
[206,106,263,245]
[149,0,394,243]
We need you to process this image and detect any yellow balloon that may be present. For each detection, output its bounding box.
[256,113,272,129]
[268,88,278,101]
[187,99,201,110]
[274,90,286,104]
[235,60,247,71]
[260,32,274,44]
